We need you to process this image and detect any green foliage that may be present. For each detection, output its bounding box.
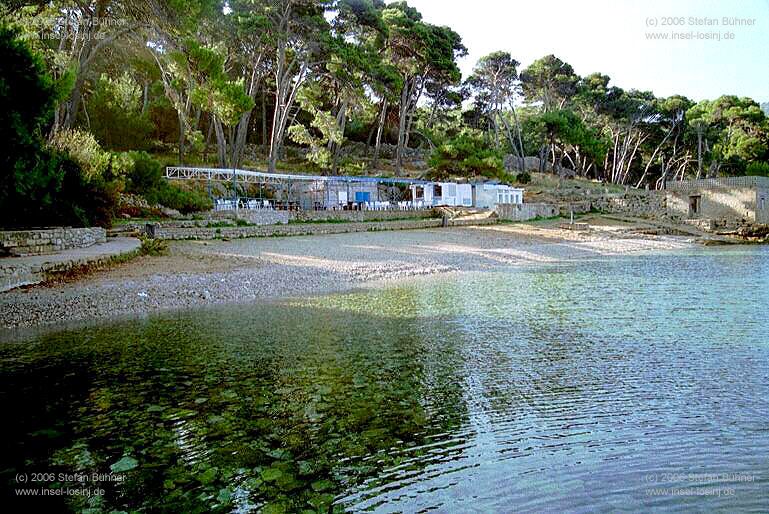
[139,235,169,256]
[520,55,579,111]
[287,85,343,169]
[125,151,165,193]
[687,96,769,175]
[0,26,116,228]
[516,172,532,184]
[88,73,154,151]
[533,109,607,164]
[746,162,769,177]
[177,39,255,127]
[122,151,213,214]
[148,184,212,214]
[6,2,769,198]
[428,129,504,179]
[48,129,111,180]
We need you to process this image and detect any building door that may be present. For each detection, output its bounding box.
[688,195,701,217]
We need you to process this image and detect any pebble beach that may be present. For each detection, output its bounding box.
[0,220,694,331]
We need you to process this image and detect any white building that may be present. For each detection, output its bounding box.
[410,182,523,209]
[472,183,524,209]
[433,182,473,207]
[409,182,474,207]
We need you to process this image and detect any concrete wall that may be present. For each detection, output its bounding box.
[0,265,39,292]
[756,187,769,224]
[663,176,769,225]
[0,227,106,257]
[665,187,757,223]
[496,203,558,221]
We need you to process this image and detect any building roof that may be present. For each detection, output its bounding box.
[165,166,434,186]
[665,176,769,192]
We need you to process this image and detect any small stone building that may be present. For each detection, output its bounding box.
[472,183,525,209]
[665,176,769,225]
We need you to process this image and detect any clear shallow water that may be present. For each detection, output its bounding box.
[1,246,768,512]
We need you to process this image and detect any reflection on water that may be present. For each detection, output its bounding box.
[1,247,768,512]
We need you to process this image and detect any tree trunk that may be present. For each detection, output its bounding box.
[331,100,347,175]
[231,110,252,168]
[268,57,307,173]
[142,81,149,114]
[63,74,86,128]
[395,81,411,176]
[510,105,526,172]
[178,111,186,164]
[372,98,387,171]
[696,128,703,179]
[261,89,267,151]
[636,121,676,188]
[213,117,228,168]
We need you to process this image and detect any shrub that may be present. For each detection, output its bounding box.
[48,129,110,180]
[87,73,153,151]
[125,151,165,193]
[118,151,212,214]
[516,172,532,184]
[0,26,80,228]
[746,161,769,177]
[148,184,212,214]
[139,235,169,256]
[428,129,504,179]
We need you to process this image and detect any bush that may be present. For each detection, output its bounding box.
[120,151,212,214]
[87,73,153,151]
[125,151,165,193]
[516,171,532,184]
[139,235,169,256]
[428,129,504,179]
[147,184,212,214]
[746,161,769,177]
[48,129,111,180]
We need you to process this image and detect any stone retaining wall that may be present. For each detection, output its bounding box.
[0,237,140,292]
[0,227,106,257]
[591,192,666,218]
[147,217,495,240]
[235,210,290,225]
[558,201,592,216]
[496,203,559,221]
[0,265,39,292]
[289,208,435,223]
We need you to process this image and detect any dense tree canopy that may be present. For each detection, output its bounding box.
[2,0,768,228]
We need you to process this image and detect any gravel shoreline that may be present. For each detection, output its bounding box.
[0,221,695,331]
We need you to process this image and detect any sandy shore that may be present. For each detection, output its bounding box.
[0,218,694,330]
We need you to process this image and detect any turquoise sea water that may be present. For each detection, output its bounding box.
[1,246,768,512]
